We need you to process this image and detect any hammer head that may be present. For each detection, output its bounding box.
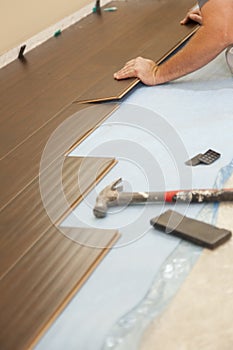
[93,178,123,218]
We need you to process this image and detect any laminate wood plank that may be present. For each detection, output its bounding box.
[74,0,198,103]
[0,103,118,210]
[0,226,120,350]
[0,71,117,160]
[0,155,116,278]
[40,155,117,225]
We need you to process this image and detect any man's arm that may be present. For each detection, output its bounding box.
[114,0,233,85]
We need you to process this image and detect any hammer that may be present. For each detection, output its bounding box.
[93,178,233,218]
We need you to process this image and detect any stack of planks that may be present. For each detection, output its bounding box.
[0,0,198,349]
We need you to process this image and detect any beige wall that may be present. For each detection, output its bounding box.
[0,0,92,55]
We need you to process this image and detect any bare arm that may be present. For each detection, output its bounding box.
[114,0,233,85]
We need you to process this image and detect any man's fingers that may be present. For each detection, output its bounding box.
[114,60,138,79]
[180,9,202,25]
[114,69,136,80]
[114,56,157,86]
[180,15,189,25]
[114,67,134,79]
[124,59,136,66]
[189,13,202,24]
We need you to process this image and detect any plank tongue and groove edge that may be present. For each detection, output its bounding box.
[74,0,199,103]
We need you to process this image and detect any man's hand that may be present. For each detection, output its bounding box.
[114,57,158,86]
[180,8,203,25]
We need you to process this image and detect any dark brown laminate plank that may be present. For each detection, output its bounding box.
[0,102,118,210]
[0,227,120,350]
[74,0,198,103]
[0,66,114,160]
[0,155,116,278]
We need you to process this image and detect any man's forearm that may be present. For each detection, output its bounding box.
[155,0,233,84]
[114,0,233,85]
[155,26,228,84]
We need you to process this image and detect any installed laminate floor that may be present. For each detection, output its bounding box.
[0,226,119,350]
[0,0,197,157]
[0,155,117,278]
[0,103,118,210]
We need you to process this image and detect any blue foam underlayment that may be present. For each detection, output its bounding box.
[36,52,233,350]
[102,160,233,350]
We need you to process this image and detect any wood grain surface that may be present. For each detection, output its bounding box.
[0,227,120,350]
[0,0,197,157]
[0,103,118,211]
[0,153,119,349]
[74,0,199,103]
[0,156,116,279]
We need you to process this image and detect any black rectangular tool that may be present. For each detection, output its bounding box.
[150,210,232,249]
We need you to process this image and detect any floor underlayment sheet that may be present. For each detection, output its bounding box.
[139,171,233,350]
[35,51,233,350]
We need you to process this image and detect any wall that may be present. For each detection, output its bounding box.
[0,0,93,55]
